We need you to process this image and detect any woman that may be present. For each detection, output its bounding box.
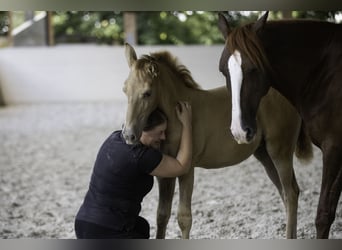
[75,101,192,239]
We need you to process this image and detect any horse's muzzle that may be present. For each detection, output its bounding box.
[230,124,256,144]
[122,126,139,145]
[244,125,256,143]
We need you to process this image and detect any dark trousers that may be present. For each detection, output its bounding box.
[74,217,150,239]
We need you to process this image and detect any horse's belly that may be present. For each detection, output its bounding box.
[194,136,260,169]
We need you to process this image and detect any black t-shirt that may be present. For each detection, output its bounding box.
[76,130,163,231]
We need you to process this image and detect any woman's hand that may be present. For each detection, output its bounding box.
[176,101,192,127]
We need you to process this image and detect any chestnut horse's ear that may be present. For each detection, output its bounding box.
[253,11,269,33]
[125,43,137,68]
[218,12,231,40]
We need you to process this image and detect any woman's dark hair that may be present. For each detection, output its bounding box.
[143,108,168,131]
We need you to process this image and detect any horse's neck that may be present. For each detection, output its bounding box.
[158,71,197,109]
[264,23,341,112]
[158,74,197,152]
[263,26,319,108]
[159,84,194,119]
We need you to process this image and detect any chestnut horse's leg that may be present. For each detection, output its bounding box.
[253,141,283,199]
[177,167,194,239]
[254,140,299,239]
[267,146,299,239]
[315,145,342,238]
[156,177,176,239]
[254,141,299,238]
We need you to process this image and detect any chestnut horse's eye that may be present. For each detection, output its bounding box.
[142,91,152,99]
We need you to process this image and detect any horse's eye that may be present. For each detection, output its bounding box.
[142,91,152,98]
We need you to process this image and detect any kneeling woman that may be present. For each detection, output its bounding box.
[75,101,192,239]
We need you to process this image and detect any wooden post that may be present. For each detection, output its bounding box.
[45,11,54,46]
[123,12,137,45]
[0,86,5,106]
[8,11,13,46]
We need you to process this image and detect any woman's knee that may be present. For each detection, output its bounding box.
[136,216,150,238]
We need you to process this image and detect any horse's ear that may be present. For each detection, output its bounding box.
[253,11,269,33]
[218,12,231,39]
[125,43,137,68]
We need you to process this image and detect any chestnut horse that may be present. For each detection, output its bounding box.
[218,11,342,238]
[122,43,312,238]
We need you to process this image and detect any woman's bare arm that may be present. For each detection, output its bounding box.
[150,101,192,177]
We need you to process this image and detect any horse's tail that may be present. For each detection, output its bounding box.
[295,121,313,164]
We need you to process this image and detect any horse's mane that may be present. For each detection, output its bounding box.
[227,23,271,73]
[138,51,201,90]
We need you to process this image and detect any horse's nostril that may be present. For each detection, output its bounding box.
[245,127,255,141]
[130,134,136,142]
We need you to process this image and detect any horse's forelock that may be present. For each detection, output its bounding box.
[133,56,158,80]
[227,24,270,73]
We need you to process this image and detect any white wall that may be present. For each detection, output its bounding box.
[0,45,225,104]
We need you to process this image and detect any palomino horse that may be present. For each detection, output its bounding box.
[218,11,342,238]
[122,43,312,238]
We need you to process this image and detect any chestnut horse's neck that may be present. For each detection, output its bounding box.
[156,63,198,119]
[154,62,201,155]
[260,21,341,110]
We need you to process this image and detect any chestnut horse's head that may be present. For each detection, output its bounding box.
[218,12,272,144]
[122,43,159,144]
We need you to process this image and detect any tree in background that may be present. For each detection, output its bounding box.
[0,11,12,47]
[291,10,340,20]
[53,11,124,44]
[137,11,223,45]
[52,11,224,45]
[3,11,341,46]
[0,12,10,36]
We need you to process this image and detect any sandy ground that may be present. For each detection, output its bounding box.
[0,101,341,239]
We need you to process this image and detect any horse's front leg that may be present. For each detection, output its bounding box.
[177,167,195,239]
[315,145,342,238]
[156,177,176,239]
[267,149,299,239]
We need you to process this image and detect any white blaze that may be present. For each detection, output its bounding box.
[228,50,248,144]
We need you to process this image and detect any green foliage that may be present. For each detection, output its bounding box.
[52,11,228,45]
[53,11,124,44]
[0,12,10,36]
[2,11,342,45]
[137,11,224,45]
[292,11,339,21]
[48,11,342,45]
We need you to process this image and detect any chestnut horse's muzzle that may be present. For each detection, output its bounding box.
[122,126,140,145]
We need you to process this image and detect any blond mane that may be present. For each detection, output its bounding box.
[138,51,201,90]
